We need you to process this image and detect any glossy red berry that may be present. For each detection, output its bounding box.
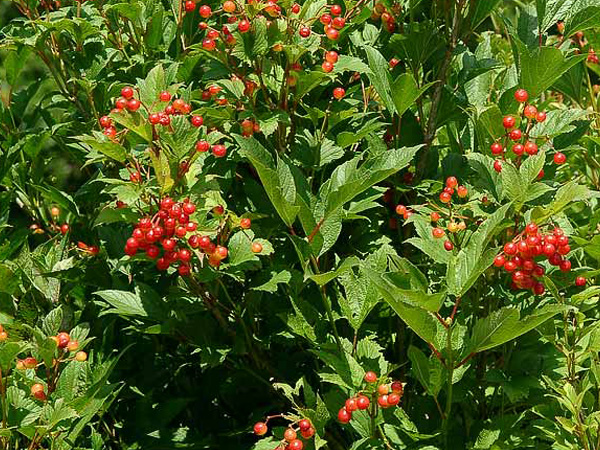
[525,141,538,155]
[99,115,112,128]
[60,223,70,234]
[337,408,352,423]
[202,38,216,51]
[298,419,311,432]
[212,144,227,157]
[357,395,370,410]
[283,428,297,441]
[536,111,547,123]
[493,254,505,267]
[576,276,587,287]
[291,3,300,13]
[325,50,339,63]
[325,27,339,40]
[299,27,311,37]
[332,16,345,29]
[509,129,522,141]
[364,371,377,383]
[333,87,345,100]
[512,143,524,155]
[439,191,452,203]
[240,218,251,229]
[493,160,502,172]
[288,440,304,450]
[514,89,529,103]
[554,152,566,164]
[524,104,537,119]
[432,227,445,239]
[121,86,134,99]
[503,116,516,129]
[321,61,334,73]
[238,19,250,32]
[444,240,454,251]
[490,142,503,155]
[331,4,342,15]
[253,422,268,436]
[199,5,211,17]
[185,0,195,12]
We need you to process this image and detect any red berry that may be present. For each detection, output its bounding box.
[576,276,587,287]
[159,91,171,102]
[127,99,141,112]
[493,160,502,172]
[301,428,315,439]
[511,143,524,155]
[298,419,311,432]
[284,428,297,441]
[444,240,454,251]
[514,89,529,103]
[321,61,334,73]
[345,398,358,412]
[212,144,227,157]
[320,13,332,25]
[445,176,458,188]
[291,3,300,13]
[377,395,389,408]
[509,129,522,141]
[99,115,112,128]
[325,27,339,40]
[457,185,468,198]
[332,16,345,29]
[115,97,127,110]
[337,408,352,423]
[536,111,547,123]
[432,227,445,239]
[533,282,545,295]
[439,191,452,203]
[240,218,251,229]
[554,152,566,164]
[503,116,516,129]
[196,140,210,152]
[178,264,191,276]
[288,440,303,450]
[387,393,400,406]
[333,87,345,100]
[121,86,134,99]
[253,422,268,436]
[60,223,70,234]
[490,142,503,155]
[146,246,160,259]
[560,260,572,272]
[504,242,517,255]
[199,4,211,17]
[238,19,250,32]
[185,0,195,12]
[357,395,370,410]
[331,4,342,15]
[190,115,203,127]
[299,27,311,37]
[223,0,236,13]
[525,222,538,235]
[493,254,505,267]
[202,38,216,51]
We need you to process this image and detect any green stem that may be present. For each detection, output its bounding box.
[442,325,454,449]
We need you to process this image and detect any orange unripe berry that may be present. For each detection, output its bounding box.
[67,340,79,351]
[253,422,268,435]
[223,0,235,12]
[75,351,88,362]
[251,242,263,253]
[364,371,377,382]
[240,218,251,229]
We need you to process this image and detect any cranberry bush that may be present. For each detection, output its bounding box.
[3,0,600,448]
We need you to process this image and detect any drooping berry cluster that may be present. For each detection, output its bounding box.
[337,371,405,424]
[493,223,574,295]
[123,197,263,275]
[253,416,316,450]
[489,88,566,174]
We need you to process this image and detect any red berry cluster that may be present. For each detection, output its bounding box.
[371,2,400,32]
[253,416,315,450]
[312,4,346,41]
[489,88,564,173]
[321,50,338,73]
[337,371,404,423]
[123,197,234,275]
[493,223,574,295]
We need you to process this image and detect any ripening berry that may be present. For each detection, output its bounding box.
[387,393,401,406]
[240,218,251,229]
[430,212,440,222]
[301,428,315,439]
[364,371,377,382]
[389,57,399,68]
[446,176,458,188]
[377,395,389,408]
[202,38,216,51]
[439,192,452,203]
[333,87,345,100]
[23,357,37,369]
[325,27,339,40]
[331,4,342,15]
[60,223,70,234]
[447,222,458,233]
[121,86,134,99]
[514,89,529,103]
[432,227,445,239]
[284,428,297,441]
[325,50,339,63]
[536,111,547,123]
[67,340,79,351]
[332,16,345,29]
[524,104,537,119]
[253,422,268,436]
[525,222,538,235]
[31,384,46,400]
[533,282,545,295]
[251,242,263,253]
[337,408,352,423]
[75,351,87,362]
[554,152,566,164]
[185,0,195,12]
[345,397,358,412]
[149,113,161,124]
[576,276,587,287]
[291,3,300,13]
[130,171,141,183]
[299,26,311,37]
[444,240,454,251]
[395,205,406,216]
[503,116,516,129]
[511,143,524,156]
[321,61,334,73]
[159,91,171,102]
[493,160,502,172]
[320,13,332,25]
[57,332,70,348]
[524,141,538,155]
[457,185,468,198]
[223,0,235,12]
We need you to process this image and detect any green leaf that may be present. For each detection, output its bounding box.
[529,109,590,139]
[137,65,167,112]
[518,46,587,99]
[368,272,440,344]
[148,148,174,194]
[407,345,443,396]
[77,134,128,163]
[42,306,63,336]
[308,257,360,286]
[467,304,566,354]
[251,270,291,293]
[0,342,28,372]
[391,74,434,118]
[227,230,274,267]
[531,180,593,222]
[564,4,600,36]
[364,46,396,113]
[235,136,300,227]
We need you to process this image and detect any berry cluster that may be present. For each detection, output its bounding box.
[15,330,88,401]
[396,176,468,252]
[253,416,315,450]
[337,371,404,423]
[123,197,263,275]
[371,2,401,33]
[493,223,576,294]
[489,88,564,174]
